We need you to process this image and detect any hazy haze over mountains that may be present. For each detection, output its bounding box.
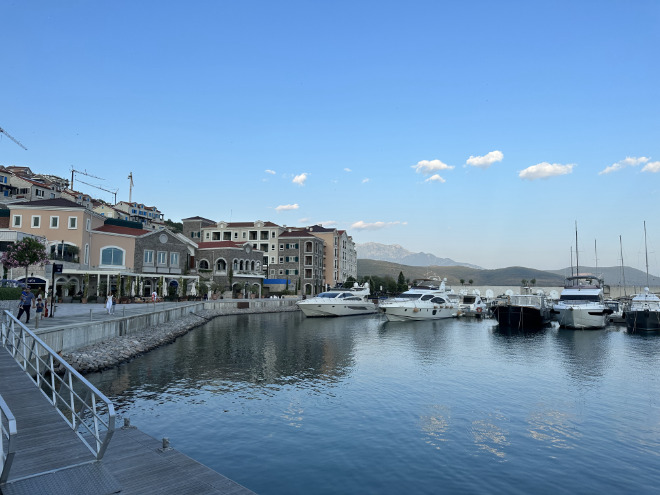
[356,242,482,269]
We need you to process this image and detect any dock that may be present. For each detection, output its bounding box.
[0,308,257,494]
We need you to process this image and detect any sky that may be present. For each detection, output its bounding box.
[1,1,659,272]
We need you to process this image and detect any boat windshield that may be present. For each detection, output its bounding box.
[316,292,342,298]
[559,294,601,303]
[394,293,422,300]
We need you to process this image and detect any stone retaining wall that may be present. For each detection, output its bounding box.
[59,300,298,373]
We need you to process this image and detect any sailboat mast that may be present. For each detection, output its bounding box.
[620,235,626,297]
[644,221,649,287]
[595,239,598,273]
[575,221,579,278]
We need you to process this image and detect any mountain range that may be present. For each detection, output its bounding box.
[355,242,482,269]
[356,242,660,287]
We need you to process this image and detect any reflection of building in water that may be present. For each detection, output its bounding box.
[554,329,612,386]
[88,313,360,406]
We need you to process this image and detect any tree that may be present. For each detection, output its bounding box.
[1,238,49,285]
[468,279,473,286]
[521,279,528,287]
[460,279,465,286]
[397,271,407,293]
[530,278,536,286]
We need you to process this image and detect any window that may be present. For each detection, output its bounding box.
[84,244,89,265]
[86,218,91,231]
[157,251,167,265]
[35,189,44,197]
[279,257,284,263]
[31,215,40,228]
[101,247,124,266]
[12,215,21,227]
[199,260,209,269]
[68,217,77,229]
[233,232,238,239]
[279,244,284,251]
[170,252,179,267]
[144,250,154,265]
[50,216,59,228]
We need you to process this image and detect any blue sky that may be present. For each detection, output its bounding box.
[1,1,659,271]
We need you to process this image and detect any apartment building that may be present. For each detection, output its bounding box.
[304,225,358,287]
[115,201,165,229]
[270,229,325,295]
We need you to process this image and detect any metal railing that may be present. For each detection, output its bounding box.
[0,394,17,484]
[0,310,115,461]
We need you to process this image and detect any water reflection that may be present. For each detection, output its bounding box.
[88,312,363,407]
[419,404,451,449]
[526,404,580,450]
[470,411,510,459]
[553,328,613,386]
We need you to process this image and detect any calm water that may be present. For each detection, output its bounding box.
[87,313,660,494]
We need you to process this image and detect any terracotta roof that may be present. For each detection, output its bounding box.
[8,198,84,209]
[93,224,151,236]
[182,216,216,223]
[197,241,244,249]
[279,230,318,238]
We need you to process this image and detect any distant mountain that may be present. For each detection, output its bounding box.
[356,242,482,269]
[357,259,565,286]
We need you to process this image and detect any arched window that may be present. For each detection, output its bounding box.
[250,261,255,271]
[216,259,226,271]
[199,260,209,270]
[233,259,238,270]
[239,260,244,270]
[100,247,124,266]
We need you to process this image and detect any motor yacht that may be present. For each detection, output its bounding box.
[379,278,458,322]
[552,275,611,329]
[296,283,377,317]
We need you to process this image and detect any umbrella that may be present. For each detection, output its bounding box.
[131,281,136,297]
[190,283,197,296]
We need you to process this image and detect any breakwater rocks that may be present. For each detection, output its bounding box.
[62,305,299,374]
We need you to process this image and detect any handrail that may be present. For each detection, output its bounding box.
[0,310,115,460]
[0,393,17,484]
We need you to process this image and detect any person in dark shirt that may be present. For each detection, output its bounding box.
[17,287,35,323]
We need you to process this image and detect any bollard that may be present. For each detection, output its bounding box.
[124,417,131,428]
[123,307,125,317]
[162,437,170,449]
[90,309,93,321]
[35,316,39,329]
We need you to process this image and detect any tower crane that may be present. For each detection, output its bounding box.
[70,167,104,190]
[0,126,27,150]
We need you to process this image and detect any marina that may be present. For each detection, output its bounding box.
[85,310,660,495]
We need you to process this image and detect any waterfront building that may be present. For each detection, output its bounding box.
[303,225,357,288]
[181,215,215,243]
[268,229,325,295]
[195,241,265,297]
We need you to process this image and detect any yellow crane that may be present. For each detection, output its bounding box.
[0,125,27,150]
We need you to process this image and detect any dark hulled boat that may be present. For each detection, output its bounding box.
[491,293,553,330]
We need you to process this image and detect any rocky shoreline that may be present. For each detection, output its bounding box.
[62,305,299,374]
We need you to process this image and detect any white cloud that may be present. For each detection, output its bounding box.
[298,217,311,223]
[642,161,660,173]
[412,159,454,175]
[319,220,337,227]
[362,178,370,183]
[599,156,649,175]
[351,220,406,230]
[275,203,299,212]
[425,174,446,183]
[344,168,352,172]
[465,150,503,169]
[265,169,276,175]
[519,162,575,180]
[292,173,308,186]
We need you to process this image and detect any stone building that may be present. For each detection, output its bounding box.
[195,241,265,297]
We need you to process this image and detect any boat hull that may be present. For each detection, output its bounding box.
[492,306,550,330]
[625,310,660,332]
[554,306,608,329]
[297,302,377,317]
[381,305,456,322]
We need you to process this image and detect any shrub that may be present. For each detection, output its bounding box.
[0,288,22,300]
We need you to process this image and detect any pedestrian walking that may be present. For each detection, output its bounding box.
[17,287,35,323]
[106,293,113,314]
[35,297,44,320]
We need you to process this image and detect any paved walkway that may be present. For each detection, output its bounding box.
[13,299,207,332]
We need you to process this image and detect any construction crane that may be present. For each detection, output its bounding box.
[0,125,27,150]
[70,167,104,190]
[76,178,118,204]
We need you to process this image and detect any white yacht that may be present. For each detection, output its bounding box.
[297,283,377,317]
[553,275,611,329]
[379,278,458,322]
[457,291,488,317]
[625,288,660,332]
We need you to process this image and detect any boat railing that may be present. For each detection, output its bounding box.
[0,310,115,461]
[0,393,17,484]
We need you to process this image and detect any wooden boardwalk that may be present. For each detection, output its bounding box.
[0,348,256,494]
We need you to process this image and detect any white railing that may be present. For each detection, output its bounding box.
[0,311,115,460]
[0,394,17,484]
